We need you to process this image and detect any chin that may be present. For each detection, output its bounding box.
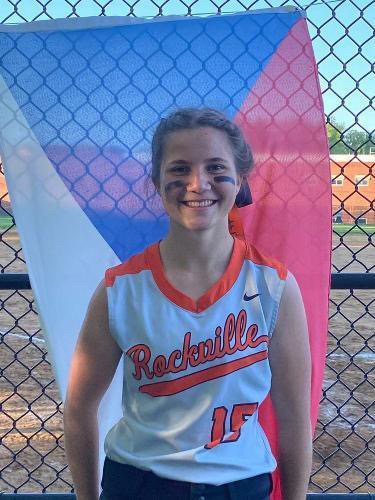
[177,217,223,232]
[186,224,212,232]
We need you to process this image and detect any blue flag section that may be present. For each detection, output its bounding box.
[0,11,300,260]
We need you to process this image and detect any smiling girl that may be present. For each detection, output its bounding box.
[64,108,312,500]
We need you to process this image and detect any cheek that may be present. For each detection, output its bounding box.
[213,175,241,199]
[164,180,186,193]
[161,180,187,211]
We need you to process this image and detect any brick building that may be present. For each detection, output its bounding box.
[331,154,375,225]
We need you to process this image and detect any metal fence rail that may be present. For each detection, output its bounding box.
[0,0,374,495]
[2,495,375,500]
[2,273,375,290]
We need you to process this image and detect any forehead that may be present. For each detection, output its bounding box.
[162,127,234,164]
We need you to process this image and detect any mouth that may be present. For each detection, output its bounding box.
[181,200,217,208]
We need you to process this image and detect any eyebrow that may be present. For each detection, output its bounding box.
[206,157,228,163]
[167,157,228,165]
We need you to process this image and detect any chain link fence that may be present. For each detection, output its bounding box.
[0,0,374,494]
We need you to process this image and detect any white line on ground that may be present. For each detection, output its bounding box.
[1,331,45,343]
[328,352,374,360]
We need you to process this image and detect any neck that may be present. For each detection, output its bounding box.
[160,221,234,273]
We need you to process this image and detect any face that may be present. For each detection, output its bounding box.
[157,127,242,232]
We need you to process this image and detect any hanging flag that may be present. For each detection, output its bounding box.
[0,9,331,498]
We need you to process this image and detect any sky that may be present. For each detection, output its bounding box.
[0,0,373,134]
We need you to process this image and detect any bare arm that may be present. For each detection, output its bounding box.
[269,272,312,500]
[63,280,122,500]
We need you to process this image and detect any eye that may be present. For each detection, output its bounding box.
[207,164,225,172]
[169,165,190,175]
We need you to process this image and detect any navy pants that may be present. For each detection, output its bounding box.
[100,457,273,500]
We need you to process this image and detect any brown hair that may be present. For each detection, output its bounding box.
[151,108,254,191]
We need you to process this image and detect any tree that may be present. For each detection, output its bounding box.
[344,129,375,154]
[326,118,349,153]
[326,119,374,154]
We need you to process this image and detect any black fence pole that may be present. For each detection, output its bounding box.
[1,494,375,499]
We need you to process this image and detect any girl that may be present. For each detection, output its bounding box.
[64,108,312,500]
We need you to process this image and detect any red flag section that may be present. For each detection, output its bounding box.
[234,18,331,499]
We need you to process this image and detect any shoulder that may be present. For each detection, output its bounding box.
[105,243,156,287]
[84,279,108,322]
[279,271,304,310]
[273,271,307,337]
[243,241,288,281]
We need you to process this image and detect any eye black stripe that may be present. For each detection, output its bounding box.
[213,176,236,185]
[165,180,186,192]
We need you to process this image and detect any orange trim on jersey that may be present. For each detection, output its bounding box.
[145,238,247,313]
[139,350,268,397]
[245,244,288,281]
[105,251,150,287]
[105,237,286,296]
[228,206,245,241]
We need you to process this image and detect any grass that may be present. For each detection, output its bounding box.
[333,223,375,235]
[0,217,14,229]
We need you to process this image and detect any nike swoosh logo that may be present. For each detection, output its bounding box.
[139,350,268,397]
[243,293,260,301]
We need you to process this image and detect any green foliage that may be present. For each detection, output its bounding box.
[326,119,374,154]
[345,130,375,154]
[326,118,348,153]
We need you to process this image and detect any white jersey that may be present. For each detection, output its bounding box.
[104,237,287,485]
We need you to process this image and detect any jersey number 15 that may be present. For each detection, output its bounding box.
[205,403,258,449]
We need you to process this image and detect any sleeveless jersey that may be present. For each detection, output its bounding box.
[104,237,287,485]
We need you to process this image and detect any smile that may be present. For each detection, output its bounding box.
[182,200,217,208]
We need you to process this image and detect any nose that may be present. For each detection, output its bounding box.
[186,167,211,193]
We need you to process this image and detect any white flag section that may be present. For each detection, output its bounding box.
[0,74,123,476]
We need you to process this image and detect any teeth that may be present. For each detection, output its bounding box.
[185,200,215,207]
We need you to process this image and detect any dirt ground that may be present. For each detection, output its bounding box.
[0,228,374,493]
